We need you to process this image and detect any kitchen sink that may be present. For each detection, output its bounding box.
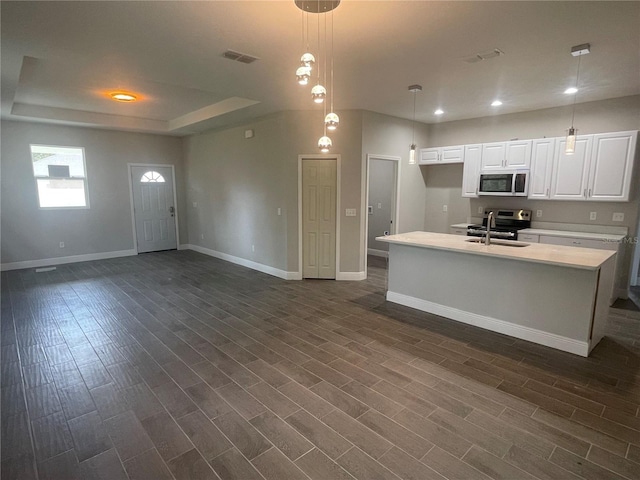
[465,238,530,247]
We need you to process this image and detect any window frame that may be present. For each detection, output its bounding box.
[30,144,91,210]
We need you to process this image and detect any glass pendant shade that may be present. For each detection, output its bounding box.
[311,85,326,103]
[300,52,315,68]
[565,127,577,155]
[318,135,332,153]
[296,66,311,85]
[409,144,416,164]
[325,112,339,130]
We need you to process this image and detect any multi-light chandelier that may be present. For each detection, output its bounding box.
[295,0,340,153]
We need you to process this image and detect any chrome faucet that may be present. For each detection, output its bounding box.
[485,211,496,245]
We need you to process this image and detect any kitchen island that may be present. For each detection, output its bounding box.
[376,232,617,357]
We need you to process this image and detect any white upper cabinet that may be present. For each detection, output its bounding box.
[462,144,482,197]
[528,138,555,199]
[480,140,532,170]
[480,143,506,169]
[550,136,592,200]
[420,148,439,164]
[588,131,637,201]
[505,140,532,168]
[419,145,464,165]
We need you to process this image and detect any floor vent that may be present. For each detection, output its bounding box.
[222,50,259,64]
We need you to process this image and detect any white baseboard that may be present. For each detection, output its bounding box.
[386,291,590,357]
[367,248,389,258]
[183,244,298,280]
[336,271,367,281]
[1,249,137,272]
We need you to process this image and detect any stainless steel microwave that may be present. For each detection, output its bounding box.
[478,170,529,196]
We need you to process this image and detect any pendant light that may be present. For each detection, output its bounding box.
[324,8,339,131]
[295,1,341,152]
[408,84,422,164]
[565,43,590,155]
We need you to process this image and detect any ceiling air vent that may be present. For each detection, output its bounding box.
[463,48,504,64]
[222,50,259,64]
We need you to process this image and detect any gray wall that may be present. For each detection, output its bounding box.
[362,111,428,237]
[1,121,186,264]
[367,159,395,252]
[422,95,640,286]
[183,110,365,274]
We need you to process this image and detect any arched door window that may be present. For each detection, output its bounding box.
[140,171,166,183]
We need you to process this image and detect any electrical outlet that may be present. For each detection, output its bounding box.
[200,234,204,240]
[345,208,357,217]
[59,242,64,248]
[478,206,484,214]
[442,205,448,212]
[192,201,198,208]
[536,210,542,218]
[378,203,382,209]
[589,212,597,221]
[277,207,282,216]
[252,245,255,252]
[612,212,624,222]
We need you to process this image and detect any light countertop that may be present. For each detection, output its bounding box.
[376,231,616,270]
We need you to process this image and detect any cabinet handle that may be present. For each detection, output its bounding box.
[588,189,592,197]
[546,188,549,197]
[584,189,587,198]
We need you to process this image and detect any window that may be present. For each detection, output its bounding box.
[30,145,89,208]
[140,171,165,183]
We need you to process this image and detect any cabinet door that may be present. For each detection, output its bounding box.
[550,136,592,200]
[505,140,532,168]
[419,148,440,165]
[462,144,482,197]
[587,131,637,201]
[528,138,555,199]
[539,235,617,251]
[441,145,464,164]
[480,143,506,170]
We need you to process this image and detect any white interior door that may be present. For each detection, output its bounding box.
[302,159,336,279]
[130,165,177,253]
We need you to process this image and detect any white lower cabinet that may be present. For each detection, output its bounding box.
[450,227,468,236]
[518,233,539,243]
[538,235,617,251]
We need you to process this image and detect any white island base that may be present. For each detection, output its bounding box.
[378,232,616,357]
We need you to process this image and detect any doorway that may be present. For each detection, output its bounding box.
[129,164,178,253]
[364,155,400,271]
[300,157,338,279]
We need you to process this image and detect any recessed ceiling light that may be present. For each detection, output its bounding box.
[434,109,444,115]
[110,92,138,102]
[491,100,503,107]
[564,87,578,95]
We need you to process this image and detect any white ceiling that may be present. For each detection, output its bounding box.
[2,1,639,136]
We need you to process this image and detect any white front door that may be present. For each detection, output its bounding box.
[130,165,177,253]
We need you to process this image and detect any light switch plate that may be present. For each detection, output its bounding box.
[345,208,357,217]
[536,210,542,218]
[442,205,448,212]
[478,206,484,214]
[612,212,624,222]
[589,212,597,221]
[277,207,282,216]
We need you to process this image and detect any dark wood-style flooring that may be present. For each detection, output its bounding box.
[2,250,639,480]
